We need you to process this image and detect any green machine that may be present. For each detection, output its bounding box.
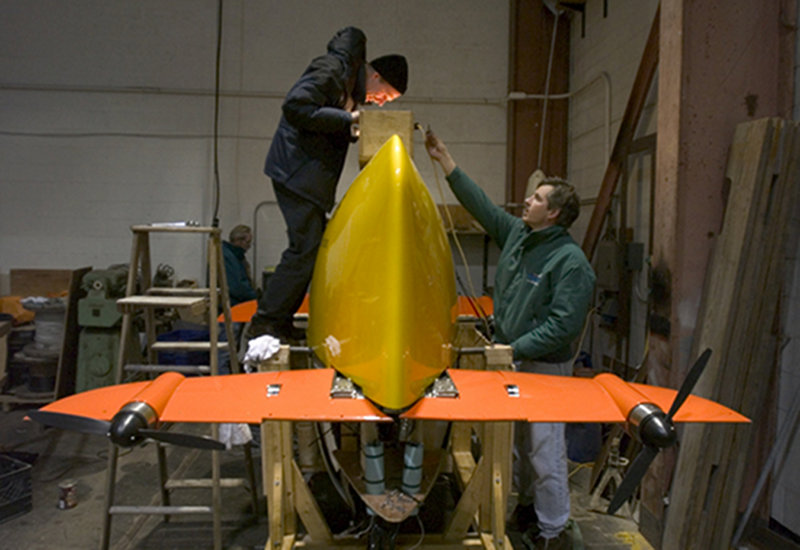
[76,266,129,392]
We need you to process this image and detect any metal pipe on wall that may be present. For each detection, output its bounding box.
[507,71,612,164]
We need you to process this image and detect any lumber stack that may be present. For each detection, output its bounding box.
[662,118,800,549]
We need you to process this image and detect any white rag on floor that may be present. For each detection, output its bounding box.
[218,422,253,450]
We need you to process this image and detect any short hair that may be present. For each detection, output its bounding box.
[537,178,580,228]
[229,224,252,242]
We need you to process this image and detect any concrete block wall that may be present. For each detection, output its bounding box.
[566,1,658,373]
[567,0,658,244]
[0,0,508,291]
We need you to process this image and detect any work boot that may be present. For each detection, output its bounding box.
[279,320,306,342]
[510,502,539,533]
[522,527,570,550]
[244,315,273,340]
[245,315,305,344]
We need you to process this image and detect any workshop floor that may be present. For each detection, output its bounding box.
[0,407,653,550]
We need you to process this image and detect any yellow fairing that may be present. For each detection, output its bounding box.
[308,135,457,411]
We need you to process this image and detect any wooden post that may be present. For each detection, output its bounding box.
[261,346,293,549]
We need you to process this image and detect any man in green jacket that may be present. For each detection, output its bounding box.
[426,131,595,550]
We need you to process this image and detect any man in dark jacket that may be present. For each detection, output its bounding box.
[425,130,595,550]
[249,26,408,342]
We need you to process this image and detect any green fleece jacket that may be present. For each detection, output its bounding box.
[447,167,596,362]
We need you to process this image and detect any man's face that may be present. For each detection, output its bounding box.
[234,234,252,251]
[522,184,559,230]
[365,74,401,106]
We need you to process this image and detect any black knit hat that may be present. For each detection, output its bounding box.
[369,55,408,94]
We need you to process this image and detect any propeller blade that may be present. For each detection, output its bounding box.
[607,445,658,515]
[667,348,712,419]
[140,429,226,451]
[28,410,111,437]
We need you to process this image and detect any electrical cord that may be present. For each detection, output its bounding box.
[536,9,562,170]
[315,421,357,515]
[210,0,224,228]
[415,123,492,337]
[408,512,426,550]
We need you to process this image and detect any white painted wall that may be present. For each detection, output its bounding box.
[566,0,658,372]
[567,0,658,244]
[0,0,508,291]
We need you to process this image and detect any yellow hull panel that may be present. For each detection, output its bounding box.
[308,135,457,410]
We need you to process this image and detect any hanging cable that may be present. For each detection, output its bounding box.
[211,0,224,227]
[536,8,562,170]
[416,124,492,337]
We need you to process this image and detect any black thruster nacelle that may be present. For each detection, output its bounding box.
[29,373,225,451]
[606,348,714,515]
[626,402,677,449]
[108,401,159,447]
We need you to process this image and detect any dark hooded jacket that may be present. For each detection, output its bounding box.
[222,240,257,306]
[264,27,366,212]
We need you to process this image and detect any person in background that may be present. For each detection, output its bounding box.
[425,130,596,550]
[247,26,408,343]
[223,224,257,307]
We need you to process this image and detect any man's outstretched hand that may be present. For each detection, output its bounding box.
[424,129,456,175]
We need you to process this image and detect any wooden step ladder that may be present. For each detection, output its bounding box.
[100,224,259,550]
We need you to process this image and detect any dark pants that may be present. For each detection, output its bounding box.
[256,181,326,323]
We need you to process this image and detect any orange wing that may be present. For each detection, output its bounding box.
[220,295,491,324]
[401,370,749,423]
[37,368,747,425]
[220,296,311,324]
[38,381,152,421]
[162,369,391,423]
[38,370,391,424]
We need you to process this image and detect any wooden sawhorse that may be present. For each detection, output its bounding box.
[258,329,514,549]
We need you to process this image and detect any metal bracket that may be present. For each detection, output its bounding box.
[330,373,364,399]
[425,371,459,398]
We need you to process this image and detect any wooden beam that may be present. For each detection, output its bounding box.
[507,0,570,205]
[291,461,332,544]
[445,455,488,541]
[581,5,659,259]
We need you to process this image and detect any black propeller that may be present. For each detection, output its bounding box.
[28,410,109,437]
[668,348,712,419]
[140,429,225,450]
[606,348,712,515]
[28,409,225,451]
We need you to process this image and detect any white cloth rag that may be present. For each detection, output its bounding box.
[218,422,253,450]
[217,334,280,449]
[242,334,281,373]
